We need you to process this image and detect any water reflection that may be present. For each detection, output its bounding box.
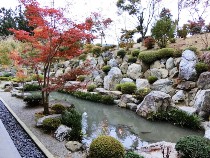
[50,92,204,149]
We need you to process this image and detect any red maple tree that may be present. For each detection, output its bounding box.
[10,0,95,114]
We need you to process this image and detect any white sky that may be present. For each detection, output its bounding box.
[0,0,209,44]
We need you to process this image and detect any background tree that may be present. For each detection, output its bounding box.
[151,8,175,48]
[116,0,161,40]
[10,0,94,114]
[0,5,31,36]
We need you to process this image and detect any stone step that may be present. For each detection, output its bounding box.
[0,119,21,158]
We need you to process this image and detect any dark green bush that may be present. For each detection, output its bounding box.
[169,38,176,43]
[102,65,111,74]
[42,117,61,131]
[150,108,202,129]
[195,62,209,75]
[51,104,66,114]
[23,84,41,91]
[175,135,210,158]
[125,151,144,158]
[101,95,115,104]
[117,49,127,58]
[23,94,42,106]
[128,56,137,63]
[92,46,102,57]
[184,46,198,53]
[132,49,140,57]
[138,48,175,64]
[121,82,137,94]
[87,84,97,92]
[135,88,151,102]
[61,109,82,141]
[147,76,158,84]
[89,135,125,158]
[3,72,12,77]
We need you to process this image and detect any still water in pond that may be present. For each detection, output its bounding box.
[50,92,204,149]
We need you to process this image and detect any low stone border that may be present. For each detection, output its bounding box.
[0,97,55,158]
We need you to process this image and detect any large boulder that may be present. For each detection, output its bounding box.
[179,50,198,80]
[136,91,172,119]
[166,57,175,70]
[55,69,63,77]
[107,58,118,67]
[120,62,128,74]
[65,141,83,152]
[118,94,138,108]
[197,72,210,90]
[152,78,174,95]
[104,67,122,90]
[120,78,134,84]
[127,63,142,80]
[54,125,71,142]
[193,90,210,118]
[150,60,165,69]
[136,79,150,90]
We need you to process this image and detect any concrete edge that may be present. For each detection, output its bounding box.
[0,97,55,158]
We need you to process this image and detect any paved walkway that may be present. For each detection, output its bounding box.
[0,119,21,158]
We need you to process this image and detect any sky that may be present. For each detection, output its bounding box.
[0,0,209,44]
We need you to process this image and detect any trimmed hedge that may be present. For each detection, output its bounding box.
[138,48,178,64]
[23,94,42,106]
[147,76,158,84]
[102,65,111,74]
[23,84,41,91]
[195,62,209,75]
[59,90,115,105]
[87,84,97,92]
[42,117,61,131]
[117,49,127,58]
[121,82,137,94]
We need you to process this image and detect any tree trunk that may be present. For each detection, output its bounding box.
[42,90,50,114]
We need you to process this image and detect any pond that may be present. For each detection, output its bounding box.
[50,92,204,149]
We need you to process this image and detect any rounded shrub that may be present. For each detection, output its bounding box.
[125,151,144,158]
[77,75,86,82]
[78,54,87,61]
[61,109,82,141]
[51,104,66,114]
[101,95,115,105]
[42,117,61,131]
[23,94,42,106]
[175,135,210,158]
[89,135,125,158]
[115,84,122,91]
[121,82,137,94]
[87,84,97,92]
[147,76,158,84]
[117,49,127,58]
[135,88,151,102]
[169,38,176,43]
[128,56,137,63]
[92,46,102,57]
[195,62,209,75]
[132,49,140,57]
[185,46,198,54]
[102,65,111,74]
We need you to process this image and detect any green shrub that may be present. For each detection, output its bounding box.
[169,38,176,43]
[23,94,42,106]
[185,46,198,54]
[117,49,127,58]
[132,49,140,57]
[128,56,137,63]
[92,46,102,57]
[147,76,158,84]
[87,84,97,92]
[138,48,175,64]
[23,84,41,91]
[61,109,82,141]
[115,84,122,91]
[3,72,12,77]
[135,88,151,102]
[150,108,202,129]
[0,76,11,81]
[175,135,210,158]
[51,104,66,114]
[42,117,61,131]
[77,75,86,82]
[125,151,144,158]
[143,36,156,49]
[89,135,125,158]
[102,65,111,74]
[101,95,115,104]
[195,62,209,75]
[121,82,137,94]
[78,54,87,61]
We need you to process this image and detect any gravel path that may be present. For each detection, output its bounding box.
[0,90,72,158]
